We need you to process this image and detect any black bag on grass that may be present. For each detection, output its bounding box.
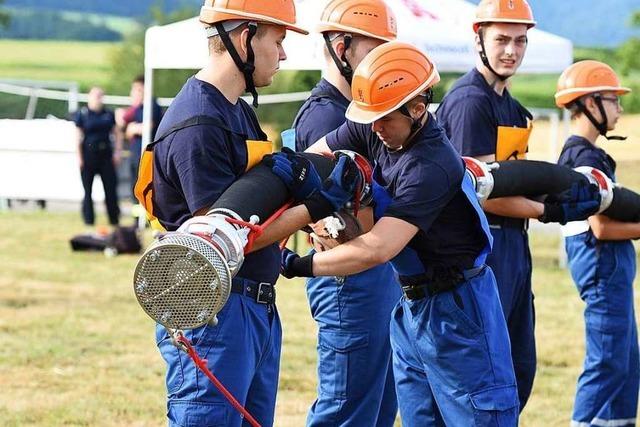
[70,226,141,255]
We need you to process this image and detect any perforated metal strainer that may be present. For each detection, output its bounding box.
[133,232,232,330]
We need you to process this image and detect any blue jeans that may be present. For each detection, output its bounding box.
[390,266,518,427]
[156,291,282,427]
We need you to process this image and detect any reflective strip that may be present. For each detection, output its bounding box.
[571,418,637,427]
[561,220,590,237]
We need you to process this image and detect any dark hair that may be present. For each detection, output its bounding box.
[133,75,145,85]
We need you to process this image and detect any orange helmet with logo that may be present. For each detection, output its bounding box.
[472,0,536,33]
[317,0,397,42]
[200,0,308,34]
[555,60,631,108]
[345,41,440,124]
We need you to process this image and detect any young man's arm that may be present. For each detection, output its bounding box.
[588,215,640,240]
[309,216,418,276]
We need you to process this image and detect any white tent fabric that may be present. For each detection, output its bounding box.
[144,0,573,73]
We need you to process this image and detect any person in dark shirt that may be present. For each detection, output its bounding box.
[73,86,120,227]
[435,0,599,409]
[556,60,639,427]
[290,1,400,424]
[145,1,330,425]
[284,41,519,426]
[120,75,162,202]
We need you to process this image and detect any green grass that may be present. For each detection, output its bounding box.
[0,39,116,89]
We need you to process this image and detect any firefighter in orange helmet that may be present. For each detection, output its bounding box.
[556,60,638,427]
[145,1,317,426]
[437,0,566,410]
[286,1,400,425]
[285,41,520,426]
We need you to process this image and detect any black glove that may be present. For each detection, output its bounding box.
[539,180,601,224]
[263,147,322,202]
[281,248,314,278]
[303,154,361,222]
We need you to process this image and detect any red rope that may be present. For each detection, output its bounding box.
[175,335,262,427]
[225,201,294,254]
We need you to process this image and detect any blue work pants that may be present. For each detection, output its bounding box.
[306,262,401,426]
[566,233,639,427]
[485,225,535,410]
[156,291,282,427]
[390,266,518,427]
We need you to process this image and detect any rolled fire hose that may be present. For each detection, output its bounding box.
[133,151,370,331]
[464,158,640,223]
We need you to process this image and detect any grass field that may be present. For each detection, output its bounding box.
[0,40,116,89]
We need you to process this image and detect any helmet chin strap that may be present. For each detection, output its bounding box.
[575,94,627,141]
[215,22,260,107]
[392,90,433,151]
[323,33,354,85]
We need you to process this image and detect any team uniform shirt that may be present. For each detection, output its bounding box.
[73,107,115,152]
[293,78,349,151]
[326,113,487,273]
[436,68,528,157]
[558,135,616,181]
[152,76,280,284]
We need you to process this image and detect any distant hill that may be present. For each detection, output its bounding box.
[3,0,640,47]
[4,0,200,18]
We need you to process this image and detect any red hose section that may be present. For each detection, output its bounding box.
[175,335,262,427]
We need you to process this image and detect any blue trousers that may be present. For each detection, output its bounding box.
[390,266,518,427]
[566,233,639,427]
[156,291,282,427]
[485,226,536,410]
[306,262,401,426]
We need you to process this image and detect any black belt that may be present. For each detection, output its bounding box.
[487,214,528,230]
[401,265,486,301]
[231,277,275,305]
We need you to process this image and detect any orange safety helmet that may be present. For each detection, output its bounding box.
[200,0,308,34]
[345,41,440,124]
[472,0,536,33]
[316,0,397,42]
[555,60,631,108]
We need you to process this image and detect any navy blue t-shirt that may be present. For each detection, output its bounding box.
[152,76,280,284]
[73,107,115,150]
[293,78,349,151]
[436,68,528,158]
[557,135,617,182]
[326,114,487,271]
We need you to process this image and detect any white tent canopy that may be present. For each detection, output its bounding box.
[142,0,573,144]
[144,0,573,73]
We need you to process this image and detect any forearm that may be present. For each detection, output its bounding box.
[250,205,313,252]
[310,234,386,276]
[483,196,544,219]
[589,215,640,240]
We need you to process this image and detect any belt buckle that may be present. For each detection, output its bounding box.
[256,282,272,304]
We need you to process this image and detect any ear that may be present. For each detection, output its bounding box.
[474,33,483,53]
[411,101,427,119]
[332,38,346,57]
[237,27,250,59]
